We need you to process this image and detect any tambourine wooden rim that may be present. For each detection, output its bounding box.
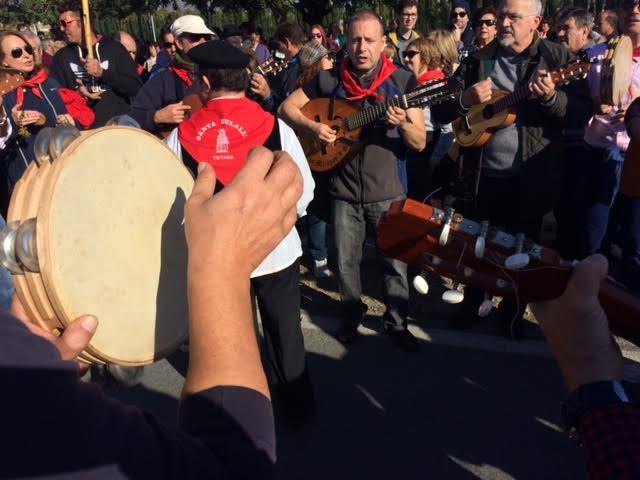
[7,126,193,366]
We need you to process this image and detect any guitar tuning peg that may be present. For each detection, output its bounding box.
[438,207,455,246]
[412,273,430,295]
[475,221,489,258]
[478,293,493,318]
[505,233,530,270]
[442,283,464,304]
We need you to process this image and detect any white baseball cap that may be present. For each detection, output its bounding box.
[170,15,215,38]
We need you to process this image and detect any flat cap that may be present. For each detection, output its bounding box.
[187,40,251,69]
[298,41,329,68]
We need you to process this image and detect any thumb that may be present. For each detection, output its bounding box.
[565,254,608,300]
[56,315,98,360]
[188,162,216,203]
[12,102,22,112]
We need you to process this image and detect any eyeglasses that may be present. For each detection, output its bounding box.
[473,19,496,27]
[556,24,571,32]
[401,13,418,18]
[452,11,467,18]
[622,0,640,9]
[164,42,175,48]
[401,50,420,59]
[59,18,79,28]
[10,44,34,59]
[310,33,322,39]
[497,13,538,23]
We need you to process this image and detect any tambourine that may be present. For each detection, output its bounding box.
[0,123,193,366]
[600,35,633,107]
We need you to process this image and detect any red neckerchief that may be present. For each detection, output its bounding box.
[417,69,445,86]
[16,69,49,105]
[178,97,275,185]
[137,64,145,76]
[339,56,397,101]
[169,67,193,87]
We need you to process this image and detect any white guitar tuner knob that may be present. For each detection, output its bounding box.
[475,221,490,258]
[478,299,493,318]
[442,289,464,304]
[463,267,474,277]
[504,233,529,270]
[431,255,442,266]
[412,274,430,295]
[438,207,455,246]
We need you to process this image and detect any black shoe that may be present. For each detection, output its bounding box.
[385,326,419,352]
[276,368,315,429]
[336,319,360,344]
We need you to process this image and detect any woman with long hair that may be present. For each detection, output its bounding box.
[309,24,335,52]
[426,29,460,73]
[0,31,78,191]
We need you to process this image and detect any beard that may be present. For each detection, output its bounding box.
[498,35,514,47]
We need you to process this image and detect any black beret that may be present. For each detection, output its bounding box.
[187,40,251,69]
[222,25,243,38]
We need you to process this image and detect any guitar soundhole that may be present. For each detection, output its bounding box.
[482,105,494,120]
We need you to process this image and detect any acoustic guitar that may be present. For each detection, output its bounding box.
[452,59,591,148]
[0,68,24,95]
[299,77,461,172]
[157,57,289,139]
[377,198,640,346]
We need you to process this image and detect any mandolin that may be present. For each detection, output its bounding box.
[376,198,640,346]
[452,59,591,148]
[299,77,461,172]
[0,68,25,96]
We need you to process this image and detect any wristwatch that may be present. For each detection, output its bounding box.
[561,380,632,442]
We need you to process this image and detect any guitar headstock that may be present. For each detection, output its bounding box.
[549,58,591,85]
[0,68,25,96]
[406,77,461,109]
[377,199,571,304]
[256,57,289,77]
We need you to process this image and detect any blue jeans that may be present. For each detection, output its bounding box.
[332,197,409,329]
[0,216,14,310]
[305,213,328,261]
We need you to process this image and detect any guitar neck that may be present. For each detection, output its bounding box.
[345,96,407,131]
[491,85,530,113]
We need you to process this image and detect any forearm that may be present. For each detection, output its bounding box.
[183,270,269,400]
[400,121,427,151]
[279,103,317,134]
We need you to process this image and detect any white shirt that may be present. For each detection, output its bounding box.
[0,106,11,150]
[166,117,315,278]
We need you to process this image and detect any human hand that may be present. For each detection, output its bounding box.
[76,79,102,101]
[530,254,623,393]
[250,73,271,100]
[10,295,97,374]
[56,113,75,126]
[153,102,192,124]
[83,57,103,78]
[461,78,493,107]
[530,69,557,102]
[184,147,303,279]
[387,104,408,127]
[311,122,337,143]
[11,104,44,127]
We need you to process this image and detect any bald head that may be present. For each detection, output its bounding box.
[115,31,137,60]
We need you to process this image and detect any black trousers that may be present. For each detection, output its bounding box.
[251,259,306,387]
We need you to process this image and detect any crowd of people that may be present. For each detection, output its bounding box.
[1,0,640,477]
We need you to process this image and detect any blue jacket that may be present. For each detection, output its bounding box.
[2,76,68,187]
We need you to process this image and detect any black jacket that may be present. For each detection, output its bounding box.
[432,37,593,220]
[51,37,141,127]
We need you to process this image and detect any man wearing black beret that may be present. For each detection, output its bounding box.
[165,40,317,428]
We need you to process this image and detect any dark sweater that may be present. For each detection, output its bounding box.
[0,311,276,479]
[51,38,141,127]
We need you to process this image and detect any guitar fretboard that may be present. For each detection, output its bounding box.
[346,96,407,130]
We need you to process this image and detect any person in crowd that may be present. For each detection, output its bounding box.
[538,16,552,38]
[0,31,77,194]
[431,0,593,337]
[426,29,460,72]
[222,25,244,50]
[471,7,498,51]
[0,144,304,478]
[165,40,316,427]
[149,26,176,76]
[309,24,334,52]
[554,7,595,57]
[295,41,335,279]
[388,0,420,66]
[52,4,141,127]
[251,23,305,113]
[621,98,640,290]
[402,37,455,201]
[450,0,475,57]
[128,15,213,135]
[280,10,426,352]
[142,41,159,73]
[328,22,345,50]
[21,30,43,66]
[596,9,618,41]
[113,31,137,63]
[242,22,270,64]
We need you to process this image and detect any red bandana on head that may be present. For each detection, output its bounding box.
[339,55,397,101]
[169,67,193,87]
[178,97,275,185]
[417,68,445,86]
[16,68,49,105]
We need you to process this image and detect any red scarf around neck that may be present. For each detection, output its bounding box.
[417,68,445,86]
[169,67,193,87]
[16,69,49,105]
[178,97,275,185]
[340,55,397,101]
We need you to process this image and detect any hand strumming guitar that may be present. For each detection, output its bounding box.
[461,78,493,108]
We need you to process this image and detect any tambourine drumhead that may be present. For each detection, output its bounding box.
[36,127,192,365]
[600,35,633,107]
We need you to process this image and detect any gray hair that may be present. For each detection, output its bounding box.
[556,6,592,31]
[21,30,41,48]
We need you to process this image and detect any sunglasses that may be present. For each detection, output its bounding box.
[164,42,175,48]
[452,11,468,18]
[622,0,640,9]
[474,18,496,27]
[181,33,211,43]
[59,18,79,28]
[10,44,34,59]
[310,33,322,39]
[402,50,420,59]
